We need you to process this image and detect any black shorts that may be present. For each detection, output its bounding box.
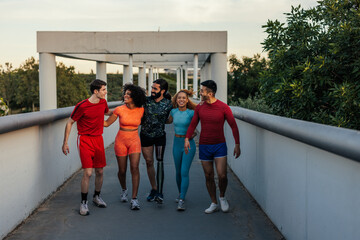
[140,133,166,147]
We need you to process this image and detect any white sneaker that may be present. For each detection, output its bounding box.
[219,197,229,212]
[120,189,128,202]
[93,195,107,208]
[130,198,140,210]
[204,202,218,214]
[177,199,185,211]
[80,201,89,216]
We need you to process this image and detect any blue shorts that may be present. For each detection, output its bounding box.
[199,142,227,161]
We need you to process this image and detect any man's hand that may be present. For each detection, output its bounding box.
[189,132,197,140]
[233,144,241,158]
[62,142,70,155]
[62,118,75,156]
[184,138,190,154]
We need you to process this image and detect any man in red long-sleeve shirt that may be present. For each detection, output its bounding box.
[185,80,241,214]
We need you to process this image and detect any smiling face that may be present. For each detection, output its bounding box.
[176,92,188,108]
[124,89,133,104]
[200,85,211,101]
[95,85,107,99]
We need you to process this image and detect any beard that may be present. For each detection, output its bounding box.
[151,91,162,99]
[201,94,208,101]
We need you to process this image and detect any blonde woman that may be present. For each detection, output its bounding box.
[167,89,197,211]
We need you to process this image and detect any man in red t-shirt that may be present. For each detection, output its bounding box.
[185,80,241,214]
[62,79,110,216]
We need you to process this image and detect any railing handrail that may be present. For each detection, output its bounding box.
[231,106,360,162]
[0,101,122,135]
[2,102,359,162]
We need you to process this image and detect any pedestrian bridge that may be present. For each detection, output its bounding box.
[1,101,359,240]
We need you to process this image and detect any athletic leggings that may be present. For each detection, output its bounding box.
[172,137,196,200]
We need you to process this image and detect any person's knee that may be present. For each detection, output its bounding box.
[95,168,103,176]
[218,174,227,181]
[181,169,189,178]
[83,169,92,178]
[130,165,139,174]
[118,168,126,176]
[217,172,227,181]
[145,158,154,167]
[204,171,214,180]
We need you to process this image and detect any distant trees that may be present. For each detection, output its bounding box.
[0,58,177,115]
[56,62,89,108]
[0,58,92,113]
[0,58,39,113]
[228,54,268,100]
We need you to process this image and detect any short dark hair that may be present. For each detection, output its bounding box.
[122,83,146,107]
[201,80,217,94]
[90,79,107,93]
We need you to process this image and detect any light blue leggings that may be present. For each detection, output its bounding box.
[173,137,196,200]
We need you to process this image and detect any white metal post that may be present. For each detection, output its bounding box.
[39,53,57,110]
[193,54,198,98]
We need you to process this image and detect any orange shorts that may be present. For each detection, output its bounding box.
[114,130,141,157]
[77,135,106,169]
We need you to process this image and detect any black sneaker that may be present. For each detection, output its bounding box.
[155,193,164,204]
[147,189,157,202]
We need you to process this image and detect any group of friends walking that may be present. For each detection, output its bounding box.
[62,78,241,216]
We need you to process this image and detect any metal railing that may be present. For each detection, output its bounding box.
[0,101,122,135]
[231,106,360,162]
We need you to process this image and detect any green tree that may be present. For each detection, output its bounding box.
[15,57,39,112]
[57,62,89,108]
[0,63,17,112]
[261,0,360,129]
[228,54,268,102]
[0,97,9,116]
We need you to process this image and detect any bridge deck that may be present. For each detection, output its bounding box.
[5,125,283,240]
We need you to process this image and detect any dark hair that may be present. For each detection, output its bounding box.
[90,79,107,94]
[201,80,217,94]
[122,83,146,107]
[153,78,171,100]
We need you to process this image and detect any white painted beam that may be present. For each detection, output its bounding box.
[39,53,57,111]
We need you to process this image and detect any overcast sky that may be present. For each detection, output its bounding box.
[0,0,318,73]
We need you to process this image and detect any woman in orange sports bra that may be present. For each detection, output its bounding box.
[104,83,146,210]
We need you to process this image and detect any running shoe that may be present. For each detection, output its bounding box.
[177,199,185,211]
[147,189,157,202]
[219,197,229,212]
[155,193,164,204]
[120,189,128,202]
[204,202,218,214]
[130,198,140,210]
[93,195,107,208]
[80,201,90,216]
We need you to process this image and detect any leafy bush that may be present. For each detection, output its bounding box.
[0,97,9,116]
[228,54,268,102]
[260,0,360,129]
[229,94,273,114]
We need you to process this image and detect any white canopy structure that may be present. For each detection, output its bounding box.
[37,31,228,110]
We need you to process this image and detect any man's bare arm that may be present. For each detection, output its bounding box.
[62,118,75,155]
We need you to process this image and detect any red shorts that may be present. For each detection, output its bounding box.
[77,135,106,169]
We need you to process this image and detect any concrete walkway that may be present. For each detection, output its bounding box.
[5,125,284,240]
